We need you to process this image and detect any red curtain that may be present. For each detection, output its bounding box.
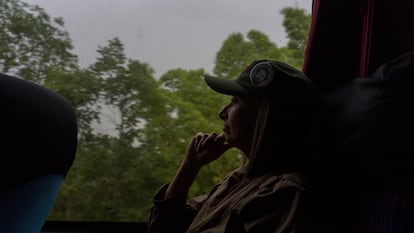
[302,0,414,92]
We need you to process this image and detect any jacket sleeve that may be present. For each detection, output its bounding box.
[235,178,318,233]
[148,184,207,233]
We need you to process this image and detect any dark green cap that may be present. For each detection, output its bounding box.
[204,60,310,98]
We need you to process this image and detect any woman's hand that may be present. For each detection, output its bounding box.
[183,132,231,169]
[165,132,231,198]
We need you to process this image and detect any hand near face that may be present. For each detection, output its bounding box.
[184,132,231,169]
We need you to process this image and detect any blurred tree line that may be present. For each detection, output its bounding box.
[0,0,310,222]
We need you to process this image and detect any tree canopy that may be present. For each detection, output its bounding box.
[0,0,77,83]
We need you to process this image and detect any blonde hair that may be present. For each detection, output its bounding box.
[245,99,272,176]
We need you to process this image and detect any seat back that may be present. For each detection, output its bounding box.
[0,175,64,233]
[322,51,414,232]
[0,73,77,232]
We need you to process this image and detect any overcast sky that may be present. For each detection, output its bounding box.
[23,0,312,78]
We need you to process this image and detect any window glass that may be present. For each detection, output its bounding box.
[3,0,311,222]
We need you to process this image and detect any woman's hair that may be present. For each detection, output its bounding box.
[245,76,325,177]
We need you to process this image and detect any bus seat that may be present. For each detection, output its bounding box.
[0,73,77,232]
[359,192,412,233]
[322,51,414,232]
[0,175,64,233]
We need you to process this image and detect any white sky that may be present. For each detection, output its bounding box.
[23,0,312,78]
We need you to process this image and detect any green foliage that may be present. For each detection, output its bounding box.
[53,37,171,221]
[214,7,310,74]
[52,135,141,221]
[0,0,77,83]
[280,7,311,69]
[214,30,282,79]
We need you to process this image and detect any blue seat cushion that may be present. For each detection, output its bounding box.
[0,175,64,233]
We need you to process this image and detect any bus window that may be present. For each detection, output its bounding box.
[2,0,311,224]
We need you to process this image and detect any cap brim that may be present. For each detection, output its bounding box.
[204,75,250,96]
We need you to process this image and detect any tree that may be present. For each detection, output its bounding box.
[60,37,169,221]
[0,0,77,83]
[214,30,282,79]
[280,7,311,68]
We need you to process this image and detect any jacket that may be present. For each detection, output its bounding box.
[148,167,323,233]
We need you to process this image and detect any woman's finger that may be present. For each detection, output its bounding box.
[195,133,208,152]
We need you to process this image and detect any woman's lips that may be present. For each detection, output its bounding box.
[223,126,230,133]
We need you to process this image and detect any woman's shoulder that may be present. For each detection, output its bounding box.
[222,169,312,192]
[208,169,312,203]
[236,172,313,218]
[256,172,312,193]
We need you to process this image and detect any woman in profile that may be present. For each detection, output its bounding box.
[148,60,328,233]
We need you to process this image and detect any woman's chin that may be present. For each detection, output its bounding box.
[224,136,235,147]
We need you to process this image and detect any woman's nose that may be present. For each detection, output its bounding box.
[218,106,227,120]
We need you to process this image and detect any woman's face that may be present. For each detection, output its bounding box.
[218,96,259,155]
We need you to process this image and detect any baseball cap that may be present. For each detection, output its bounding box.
[204,60,312,98]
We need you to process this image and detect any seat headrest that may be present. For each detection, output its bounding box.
[322,51,414,188]
[0,74,77,192]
